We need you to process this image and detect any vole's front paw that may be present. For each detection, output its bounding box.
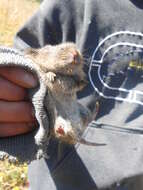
[46,72,56,82]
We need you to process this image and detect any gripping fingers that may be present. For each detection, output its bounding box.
[0,122,37,137]
[0,101,36,122]
[0,67,38,88]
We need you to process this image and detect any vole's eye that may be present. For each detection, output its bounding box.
[71,50,81,65]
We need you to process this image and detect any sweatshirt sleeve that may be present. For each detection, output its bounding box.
[14,0,83,50]
[14,0,63,50]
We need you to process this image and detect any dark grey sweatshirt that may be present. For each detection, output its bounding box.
[14,0,143,189]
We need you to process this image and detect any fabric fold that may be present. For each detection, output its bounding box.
[0,46,50,162]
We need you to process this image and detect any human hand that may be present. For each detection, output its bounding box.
[0,67,38,137]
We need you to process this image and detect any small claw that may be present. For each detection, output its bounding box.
[46,72,56,82]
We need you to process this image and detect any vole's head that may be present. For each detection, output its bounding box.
[25,42,85,77]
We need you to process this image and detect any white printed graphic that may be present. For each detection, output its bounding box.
[88,31,143,105]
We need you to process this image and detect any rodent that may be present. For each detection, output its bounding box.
[25,42,87,95]
[25,42,93,147]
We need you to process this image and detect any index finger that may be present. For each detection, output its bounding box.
[0,67,38,88]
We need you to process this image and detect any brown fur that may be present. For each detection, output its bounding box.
[25,42,87,94]
[25,42,91,145]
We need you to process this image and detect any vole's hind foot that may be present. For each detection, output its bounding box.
[46,72,56,82]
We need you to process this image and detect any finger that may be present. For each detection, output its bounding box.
[0,101,36,122]
[0,122,38,137]
[0,67,38,88]
[0,76,27,101]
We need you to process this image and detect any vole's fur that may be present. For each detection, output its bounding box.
[25,42,92,146]
[25,43,87,94]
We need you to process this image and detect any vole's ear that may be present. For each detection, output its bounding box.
[24,48,38,57]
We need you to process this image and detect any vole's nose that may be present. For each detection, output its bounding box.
[71,50,82,65]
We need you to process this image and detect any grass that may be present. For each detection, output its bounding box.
[0,0,39,46]
[0,0,40,189]
[0,160,28,190]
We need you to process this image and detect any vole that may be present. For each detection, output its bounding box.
[25,43,87,94]
[25,42,99,148]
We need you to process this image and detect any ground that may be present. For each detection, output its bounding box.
[0,0,39,46]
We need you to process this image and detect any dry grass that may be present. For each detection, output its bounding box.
[0,0,39,46]
[0,0,40,189]
[0,159,28,190]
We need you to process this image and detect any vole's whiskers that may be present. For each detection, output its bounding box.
[82,47,91,55]
[82,48,92,67]
[82,56,92,67]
